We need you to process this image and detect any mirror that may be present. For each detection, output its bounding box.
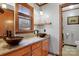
[19,4,31,16]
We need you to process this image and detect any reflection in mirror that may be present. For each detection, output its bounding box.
[19,16,31,32]
[19,5,31,16]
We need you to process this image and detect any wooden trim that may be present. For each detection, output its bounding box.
[36,3,48,7]
[18,12,31,17]
[15,3,19,33]
[18,3,33,10]
[16,30,34,34]
[15,3,34,34]
[62,7,79,12]
[48,52,59,56]
[59,5,63,56]
[60,3,79,8]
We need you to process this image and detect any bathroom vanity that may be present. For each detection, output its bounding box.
[0,3,49,56]
[0,36,49,56]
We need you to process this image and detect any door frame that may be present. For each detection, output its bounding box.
[59,3,79,56]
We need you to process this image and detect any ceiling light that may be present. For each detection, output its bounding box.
[40,11,44,15]
[2,4,7,9]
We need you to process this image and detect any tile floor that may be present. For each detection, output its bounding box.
[48,45,79,56]
[62,45,79,56]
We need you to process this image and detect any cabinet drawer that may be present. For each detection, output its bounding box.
[42,39,49,56]
[42,46,48,50]
[32,42,41,50]
[42,49,48,56]
[42,39,49,46]
[32,47,42,56]
[42,46,48,56]
[5,46,31,56]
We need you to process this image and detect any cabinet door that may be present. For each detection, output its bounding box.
[23,52,31,56]
[32,42,41,50]
[32,47,42,56]
[42,39,49,56]
[4,46,31,56]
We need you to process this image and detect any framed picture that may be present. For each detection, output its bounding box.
[67,16,79,25]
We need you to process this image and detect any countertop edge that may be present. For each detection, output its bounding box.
[0,37,49,56]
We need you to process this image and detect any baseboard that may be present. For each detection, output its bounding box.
[48,52,60,56]
[64,44,77,47]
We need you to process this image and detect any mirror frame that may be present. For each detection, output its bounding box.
[15,3,34,34]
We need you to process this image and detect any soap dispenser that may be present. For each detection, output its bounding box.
[6,30,12,37]
[34,30,39,37]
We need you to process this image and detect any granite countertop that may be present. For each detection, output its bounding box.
[0,35,49,55]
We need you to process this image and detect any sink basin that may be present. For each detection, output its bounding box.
[38,33,47,38]
[3,36,24,46]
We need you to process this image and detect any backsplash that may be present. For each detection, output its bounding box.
[15,33,35,39]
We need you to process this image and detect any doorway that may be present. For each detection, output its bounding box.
[60,3,79,56]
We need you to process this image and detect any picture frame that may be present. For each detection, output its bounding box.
[67,16,79,25]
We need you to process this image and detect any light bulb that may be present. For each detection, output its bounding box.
[40,11,44,15]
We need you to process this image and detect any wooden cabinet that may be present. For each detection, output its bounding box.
[2,39,49,56]
[15,3,34,34]
[32,42,42,56]
[32,42,41,50]
[23,53,31,56]
[4,46,31,56]
[42,39,49,56]
[32,47,42,56]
